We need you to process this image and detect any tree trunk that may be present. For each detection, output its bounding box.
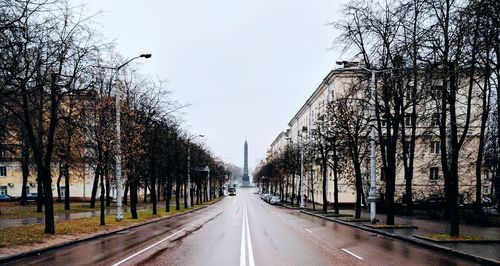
[176,176,181,211]
[90,164,100,208]
[64,163,70,210]
[475,34,490,214]
[184,180,188,209]
[20,128,30,206]
[333,151,340,215]
[151,174,157,216]
[57,162,63,203]
[285,174,289,204]
[166,174,172,213]
[131,179,138,219]
[322,159,328,213]
[105,170,111,207]
[99,168,105,226]
[143,178,149,203]
[123,182,129,206]
[36,176,43,213]
[41,167,55,233]
[310,170,316,211]
[353,158,363,219]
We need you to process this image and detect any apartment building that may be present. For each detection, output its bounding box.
[267,62,490,206]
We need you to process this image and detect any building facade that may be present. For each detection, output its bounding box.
[267,63,491,206]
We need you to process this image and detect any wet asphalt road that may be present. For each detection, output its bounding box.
[9,188,476,266]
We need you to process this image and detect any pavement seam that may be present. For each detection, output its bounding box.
[299,210,500,266]
[0,198,224,264]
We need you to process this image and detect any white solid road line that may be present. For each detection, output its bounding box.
[112,217,208,266]
[304,228,313,233]
[341,248,364,260]
[112,229,185,266]
[240,203,246,266]
[240,192,255,266]
[245,205,255,266]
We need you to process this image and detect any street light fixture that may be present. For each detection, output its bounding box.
[187,134,204,208]
[336,61,395,224]
[114,53,151,221]
[299,136,305,209]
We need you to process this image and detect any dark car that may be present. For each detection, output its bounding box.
[26,192,38,201]
[0,194,16,202]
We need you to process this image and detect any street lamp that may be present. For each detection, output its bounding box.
[115,53,151,221]
[336,61,395,224]
[299,136,305,209]
[187,134,204,208]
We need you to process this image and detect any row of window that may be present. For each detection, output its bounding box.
[383,141,440,155]
[380,112,440,127]
[381,166,440,181]
[0,166,6,177]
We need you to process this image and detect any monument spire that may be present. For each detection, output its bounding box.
[242,139,250,186]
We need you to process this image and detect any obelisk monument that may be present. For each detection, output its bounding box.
[242,139,250,186]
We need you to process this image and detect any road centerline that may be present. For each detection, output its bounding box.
[304,228,313,233]
[245,204,255,266]
[240,203,246,266]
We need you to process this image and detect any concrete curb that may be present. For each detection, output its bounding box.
[0,200,222,264]
[281,204,301,210]
[300,210,500,266]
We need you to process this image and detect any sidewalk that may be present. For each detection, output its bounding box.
[293,206,500,265]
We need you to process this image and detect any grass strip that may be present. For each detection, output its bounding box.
[414,233,494,242]
[364,223,418,229]
[0,199,220,248]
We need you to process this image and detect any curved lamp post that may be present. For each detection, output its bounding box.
[115,53,151,221]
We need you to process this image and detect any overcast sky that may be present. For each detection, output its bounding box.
[75,0,348,171]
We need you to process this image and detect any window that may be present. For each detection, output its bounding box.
[60,186,66,197]
[431,113,440,127]
[429,167,439,181]
[24,186,30,195]
[431,85,442,100]
[0,166,6,177]
[405,87,415,105]
[483,186,490,195]
[380,167,387,181]
[381,119,387,127]
[405,113,412,126]
[404,141,412,155]
[0,186,6,195]
[431,141,440,154]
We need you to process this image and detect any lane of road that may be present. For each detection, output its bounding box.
[8,188,478,265]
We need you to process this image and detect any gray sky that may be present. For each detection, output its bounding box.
[75,0,347,171]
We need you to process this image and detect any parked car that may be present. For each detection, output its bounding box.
[0,194,16,202]
[26,192,38,202]
[270,195,281,205]
[261,193,271,202]
[483,197,493,207]
[266,194,273,202]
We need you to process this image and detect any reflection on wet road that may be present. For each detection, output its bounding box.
[8,188,477,266]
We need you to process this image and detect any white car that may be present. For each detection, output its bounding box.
[270,196,281,205]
